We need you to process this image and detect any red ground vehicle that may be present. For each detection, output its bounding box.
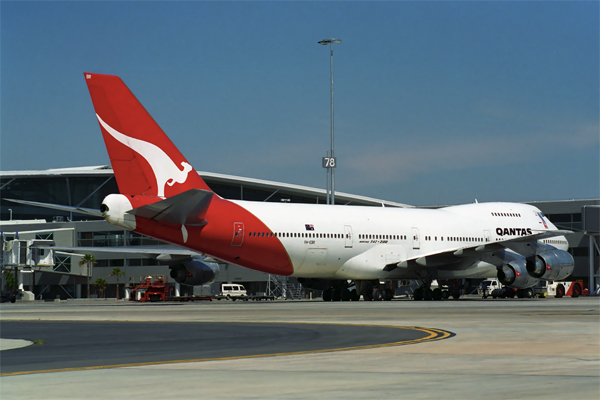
[129,275,171,302]
[546,281,588,298]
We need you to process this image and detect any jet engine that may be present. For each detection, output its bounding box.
[169,259,220,286]
[526,249,574,281]
[497,258,540,289]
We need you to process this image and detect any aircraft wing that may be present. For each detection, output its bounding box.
[386,229,573,271]
[42,245,224,264]
[3,198,103,217]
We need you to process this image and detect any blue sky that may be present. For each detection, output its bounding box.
[1,1,598,206]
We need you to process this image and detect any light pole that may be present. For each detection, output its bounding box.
[318,38,341,205]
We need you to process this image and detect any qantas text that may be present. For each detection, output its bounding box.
[496,227,533,237]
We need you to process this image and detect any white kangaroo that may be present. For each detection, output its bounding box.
[97,114,192,198]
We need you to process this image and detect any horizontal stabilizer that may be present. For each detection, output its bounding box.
[127,189,214,226]
[3,198,103,217]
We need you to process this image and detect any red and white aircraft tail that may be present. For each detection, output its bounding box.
[84,73,211,198]
[85,73,294,279]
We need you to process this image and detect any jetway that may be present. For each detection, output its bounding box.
[1,234,55,299]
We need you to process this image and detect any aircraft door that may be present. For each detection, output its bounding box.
[344,225,353,248]
[231,222,244,246]
[484,230,490,243]
[412,227,420,250]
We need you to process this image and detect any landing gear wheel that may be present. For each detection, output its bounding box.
[432,288,443,301]
[322,289,332,302]
[362,287,373,301]
[423,288,433,301]
[451,290,461,300]
[442,290,450,300]
[384,288,393,301]
[341,289,351,301]
[413,287,423,301]
[350,289,359,301]
[373,288,385,301]
[516,289,524,299]
[332,286,342,301]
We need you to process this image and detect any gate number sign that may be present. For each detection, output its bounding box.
[322,157,337,168]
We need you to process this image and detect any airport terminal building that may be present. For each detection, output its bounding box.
[1,166,598,300]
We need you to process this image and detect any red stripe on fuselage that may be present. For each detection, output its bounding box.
[133,196,294,275]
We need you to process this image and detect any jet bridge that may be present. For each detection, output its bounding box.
[1,235,55,300]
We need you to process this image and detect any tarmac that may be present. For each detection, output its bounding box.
[1,296,599,399]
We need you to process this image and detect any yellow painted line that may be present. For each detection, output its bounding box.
[0,323,452,377]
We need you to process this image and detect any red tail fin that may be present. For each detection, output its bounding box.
[84,73,212,198]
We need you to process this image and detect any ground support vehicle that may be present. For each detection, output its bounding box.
[129,276,170,302]
[220,283,246,298]
[547,281,588,298]
[0,291,17,303]
[214,293,275,301]
[478,279,501,298]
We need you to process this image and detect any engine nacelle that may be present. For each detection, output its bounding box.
[497,258,540,289]
[526,250,574,281]
[169,259,219,286]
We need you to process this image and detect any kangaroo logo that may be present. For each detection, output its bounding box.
[97,114,192,198]
[536,212,548,229]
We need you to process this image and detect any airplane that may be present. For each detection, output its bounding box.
[8,72,576,301]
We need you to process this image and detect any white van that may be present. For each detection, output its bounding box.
[220,283,247,300]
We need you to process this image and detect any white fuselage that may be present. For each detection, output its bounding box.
[233,200,566,281]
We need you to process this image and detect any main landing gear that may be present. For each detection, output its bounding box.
[321,280,393,301]
[322,280,359,301]
[412,279,462,301]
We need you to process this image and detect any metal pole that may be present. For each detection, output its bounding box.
[329,42,335,205]
[319,39,340,206]
[590,235,595,295]
[326,151,330,204]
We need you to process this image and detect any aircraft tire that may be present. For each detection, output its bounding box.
[341,289,351,301]
[413,287,423,301]
[384,288,393,301]
[332,287,342,301]
[432,288,443,301]
[322,289,332,302]
[424,288,433,301]
[524,288,534,298]
[373,288,384,301]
